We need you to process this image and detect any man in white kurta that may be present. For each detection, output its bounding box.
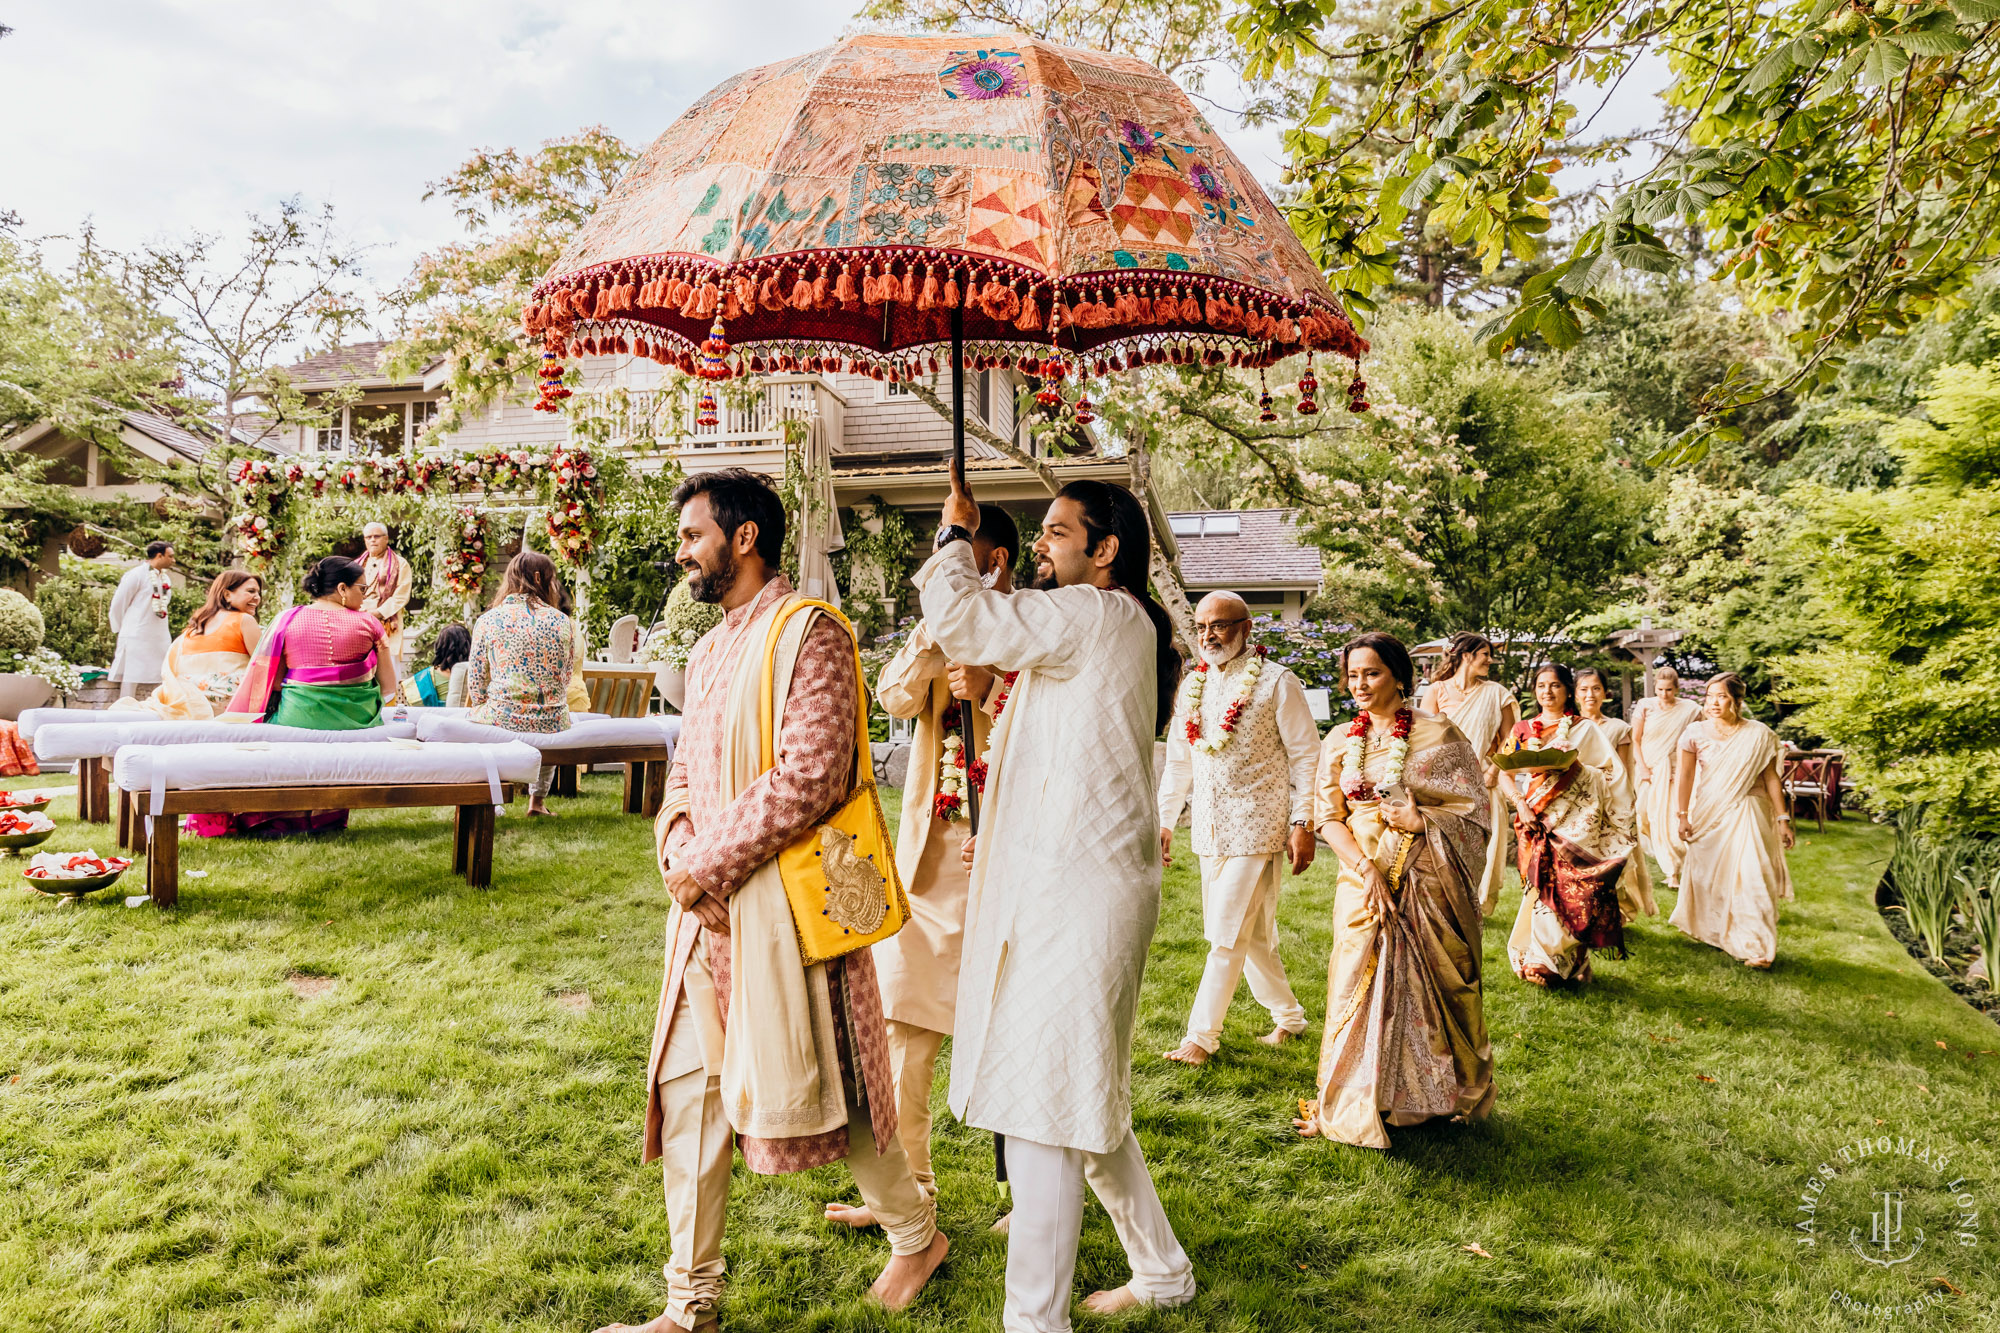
[359,522,414,681]
[107,541,175,698]
[1158,592,1318,1064]
[917,476,1194,1333]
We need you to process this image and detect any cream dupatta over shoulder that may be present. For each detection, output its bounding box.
[650,596,848,1145]
[1428,678,1513,915]
[913,542,1161,1155]
[1310,711,1494,1149]
[1591,715,1658,919]
[1635,697,1701,886]
[1670,718,1792,967]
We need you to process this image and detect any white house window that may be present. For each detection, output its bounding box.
[350,403,404,455]
[408,399,439,446]
[315,421,346,453]
[1169,514,1244,537]
[1168,515,1201,537]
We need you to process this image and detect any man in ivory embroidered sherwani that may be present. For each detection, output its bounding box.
[1158,591,1319,1066]
[598,470,946,1333]
[107,541,175,699]
[358,522,413,683]
[921,471,1195,1333]
[826,503,1017,1231]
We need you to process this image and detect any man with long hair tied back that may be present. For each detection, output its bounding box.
[918,469,1194,1331]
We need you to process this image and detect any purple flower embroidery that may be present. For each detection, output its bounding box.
[1189,159,1227,201]
[941,50,1027,100]
[1119,120,1159,154]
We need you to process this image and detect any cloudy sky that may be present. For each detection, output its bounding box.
[2,1,1663,330]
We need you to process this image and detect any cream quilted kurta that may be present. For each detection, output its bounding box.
[914,542,1161,1155]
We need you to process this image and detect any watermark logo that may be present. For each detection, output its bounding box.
[1794,1130,1981,1320]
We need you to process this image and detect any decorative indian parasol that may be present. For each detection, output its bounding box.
[525,31,1369,444]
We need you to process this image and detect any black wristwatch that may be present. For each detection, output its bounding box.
[935,522,974,551]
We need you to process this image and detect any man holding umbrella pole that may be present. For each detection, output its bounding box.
[917,459,1195,1330]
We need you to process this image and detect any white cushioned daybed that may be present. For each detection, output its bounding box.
[115,739,542,906]
[410,714,681,815]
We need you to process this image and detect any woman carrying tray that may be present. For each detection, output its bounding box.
[1500,662,1636,987]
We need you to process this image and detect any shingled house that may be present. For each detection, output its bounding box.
[1168,509,1321,621]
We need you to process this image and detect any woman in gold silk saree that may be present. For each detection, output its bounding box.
[1299,633,1495,1150]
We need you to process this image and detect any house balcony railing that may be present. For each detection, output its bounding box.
[567,373,847,476]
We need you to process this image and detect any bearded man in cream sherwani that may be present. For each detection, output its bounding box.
[599,468,945,1333]
[1158,591,1319,1066]
[918,471,1195,1333]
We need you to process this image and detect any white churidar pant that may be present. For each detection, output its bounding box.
[1001,1130,1195,1333]
[1182,853,1305,1052]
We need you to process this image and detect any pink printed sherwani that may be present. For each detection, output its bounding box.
[648,575,897,1173]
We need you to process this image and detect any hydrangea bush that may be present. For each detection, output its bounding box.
[642,581,723,673]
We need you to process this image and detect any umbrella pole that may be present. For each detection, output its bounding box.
[948,299,983,833]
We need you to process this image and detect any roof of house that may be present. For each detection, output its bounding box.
[283,341,401,390]
[1170,508,1321,590]
[121,409,219,462]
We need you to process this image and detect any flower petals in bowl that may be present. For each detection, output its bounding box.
[0,809,57,853]
[24,849,132,896]
[0,791,54,813]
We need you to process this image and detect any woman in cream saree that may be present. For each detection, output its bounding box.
[1503,663,1634,987]
[1299,633,1494,1150]
[1632,666,1702,888]
[113,571,263,721]
[1576,667,1656,920]
[1671,673,1795,968]
[1423,631,1517,915]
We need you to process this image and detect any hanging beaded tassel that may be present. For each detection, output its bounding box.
[533,345,572,413]
[1073,358,1096,426]
[694,314,731,427]
[1035,351,1066,408]
[1296,354,1319,416]
[1346,360,1371,414]
[1257,367,1277,423]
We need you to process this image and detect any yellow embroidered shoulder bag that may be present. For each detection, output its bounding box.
[759,597,911,966]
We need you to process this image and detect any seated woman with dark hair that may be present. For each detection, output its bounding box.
[200,556,401,837]
[117,570,265,721]
[467,551,575,816]
[403,623,473,708]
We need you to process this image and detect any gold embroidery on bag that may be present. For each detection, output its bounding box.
[819,826,889,933]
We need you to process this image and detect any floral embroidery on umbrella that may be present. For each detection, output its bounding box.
[1119,119,1161,156]
[1187,159,1228,202]
[940,49,1027,100]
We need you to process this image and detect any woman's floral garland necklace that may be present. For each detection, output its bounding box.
[1529,713,1575,749]
[1340,706,1414,801]
[935,670,1021,823]
[1183,646,1267,755]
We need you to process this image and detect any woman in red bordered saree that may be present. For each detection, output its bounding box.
[1502,662,1636,987]
[1298,632,1494,1150]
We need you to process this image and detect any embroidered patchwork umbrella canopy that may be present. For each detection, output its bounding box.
[525,31,1367,441]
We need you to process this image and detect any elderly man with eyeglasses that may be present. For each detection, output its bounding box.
[1157,592,1321,1066]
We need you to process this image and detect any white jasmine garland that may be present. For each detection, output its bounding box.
[1182,649,1264,755]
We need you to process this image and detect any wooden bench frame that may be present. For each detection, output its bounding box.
[78,757,112,825]
[123,783,517,907]
[537,743,672,817]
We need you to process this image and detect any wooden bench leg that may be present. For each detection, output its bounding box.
[116,787,129,850]
[130,803,148,860]
[467,804,495,889]
[643,760,667,820]
[623,762,643,814]
[552,764,578,798]
[91,758,110,824]
[453,804,473,876]
[147,814,179,908]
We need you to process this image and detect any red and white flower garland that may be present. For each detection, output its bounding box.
[1528,714,1575,749]
[1182,646,1267,755]
[1340,707,1414,801]
[934,670,1020,823]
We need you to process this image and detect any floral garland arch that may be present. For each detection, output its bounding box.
[227,445,605,581]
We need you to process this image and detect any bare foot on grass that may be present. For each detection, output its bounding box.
[591,1312,716,1333]
[824,1201,877,1228]
[1162,1040,1209,1066]
[1082,1285,1144,1315]
[990,1211,1011,1234]
[1257,1026,1301,1047]
[869,1229,949,1310]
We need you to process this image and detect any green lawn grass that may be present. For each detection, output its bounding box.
[1,780,1995,1331]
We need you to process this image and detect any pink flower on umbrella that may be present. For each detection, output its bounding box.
[940,50,1027,100]
[1120,120,1159,155]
